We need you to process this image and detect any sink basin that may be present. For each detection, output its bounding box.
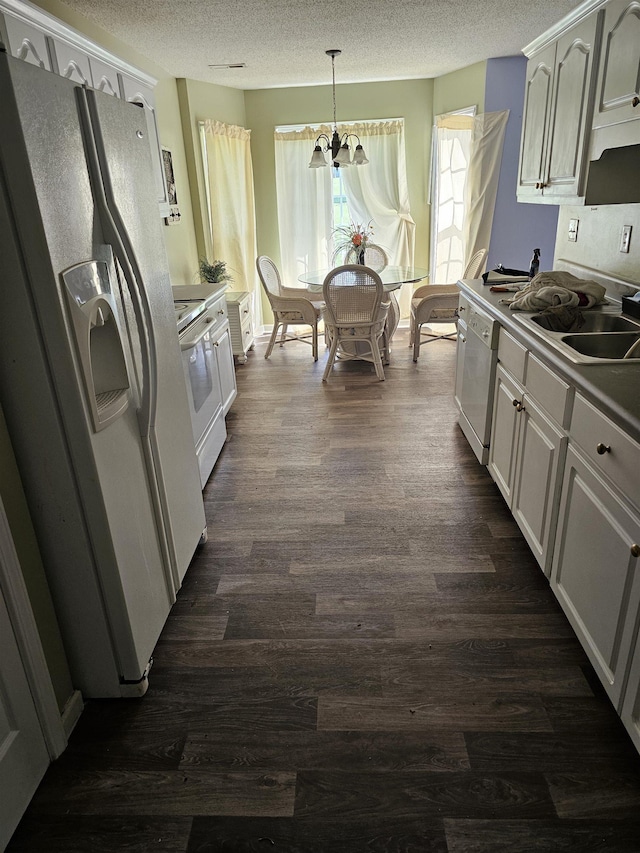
[530,313,640,332]
[561,332,640,360]
[514,310,640,364]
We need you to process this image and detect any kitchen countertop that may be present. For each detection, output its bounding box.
[457,278,640,445]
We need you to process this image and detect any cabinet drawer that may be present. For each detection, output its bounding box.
[571,394,640,509]
[526,353,573,427]
[498,328,527,383]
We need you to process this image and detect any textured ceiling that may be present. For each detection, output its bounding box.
[59,0,580,89]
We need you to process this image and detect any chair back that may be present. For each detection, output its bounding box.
[322,265,384,326]
[345,244,388,272]
[463,248,487,280]
[256,255,282,302]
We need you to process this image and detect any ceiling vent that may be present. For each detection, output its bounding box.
[208,63,246,69]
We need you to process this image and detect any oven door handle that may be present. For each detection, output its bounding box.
[180,317,215,351]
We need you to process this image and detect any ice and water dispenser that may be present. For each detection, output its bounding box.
[62,260,130,431]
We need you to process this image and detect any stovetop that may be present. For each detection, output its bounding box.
[172,283,228,335]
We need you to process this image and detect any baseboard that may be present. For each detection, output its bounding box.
[61,689,84,739]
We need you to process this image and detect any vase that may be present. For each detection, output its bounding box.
[358,248,365,265]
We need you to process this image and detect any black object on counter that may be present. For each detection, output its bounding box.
[622,295,640,320]
[529,248,541,279]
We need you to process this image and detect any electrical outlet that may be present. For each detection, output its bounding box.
[620,225,632,253]
[568,218,579,242]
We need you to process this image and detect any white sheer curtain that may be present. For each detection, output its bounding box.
[200,119,261,325]
[463,110,510,263]
[431,110,509,284]
[341,120,416,318]
[274,125,333,287]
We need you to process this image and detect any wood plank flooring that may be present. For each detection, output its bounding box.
[9,329,640,852]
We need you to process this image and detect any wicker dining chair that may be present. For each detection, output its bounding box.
[410,248,487,362]
[344,244,388,272]
[256,255,323,361]
[321,265,390,382]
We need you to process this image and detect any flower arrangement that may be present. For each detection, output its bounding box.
[197,258,233,284]
[332,221,375,265]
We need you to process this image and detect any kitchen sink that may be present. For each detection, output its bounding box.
[562,332,640,360]
[530,313,640,333]
[514,308,640,364]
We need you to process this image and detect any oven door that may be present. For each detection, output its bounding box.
[180,315,223,449]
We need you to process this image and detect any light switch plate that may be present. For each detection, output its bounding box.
[568,218,579,242]
[620,225,632,253]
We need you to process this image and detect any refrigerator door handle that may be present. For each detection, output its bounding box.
[76,87,158,439]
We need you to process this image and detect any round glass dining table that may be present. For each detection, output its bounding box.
[298,265,430,339]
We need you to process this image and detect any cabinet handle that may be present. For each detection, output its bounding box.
[217,309,225,316]
[516,402,525,412]
[596,442,611,455]
[512,398,519,407]
[214,341,220,347]
[458,305,466,312]
[243,309,249,314]
[632,544,640,558]
[632,96,639,108]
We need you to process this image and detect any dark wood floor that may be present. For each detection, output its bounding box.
[9,329,640,852]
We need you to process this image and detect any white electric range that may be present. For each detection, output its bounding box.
[172,284,233,487]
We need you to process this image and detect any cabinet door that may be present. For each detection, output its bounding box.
[213,324,237,415]
[89,57,122,98]
[517,44,555,199]
[2,15,52,69]
[454,319,467,410]
[592,0,640,132]
[120,76,170,215]
[551,445,640,708]
[544,12,602,198]
[488,365,523,505]
[621,623,640,753]
[50,37,91,85]
[512,394,567,575]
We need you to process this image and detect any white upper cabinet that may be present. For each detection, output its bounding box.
[0,0,169,216]
[518,10,603,203]
[50,37,91,85]
[2,15,51,69]
[590,0,640,157]
[88,58,122,98]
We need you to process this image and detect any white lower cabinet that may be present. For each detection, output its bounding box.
[211,323,237,415]
[551,444,640,709]
[621,629,640,753]
[489,364,566,574]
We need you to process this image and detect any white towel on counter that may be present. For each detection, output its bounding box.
[504,271,607,311]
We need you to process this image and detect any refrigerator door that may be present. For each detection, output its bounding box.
[0,55,204,695]
[82,87,206,586]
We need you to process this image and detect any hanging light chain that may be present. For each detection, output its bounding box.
[331,52,337,130]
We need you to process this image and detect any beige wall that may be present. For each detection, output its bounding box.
[555,204,640,285]
[245,78,434,305]
[433,60,486,116]
[176,78,247,267]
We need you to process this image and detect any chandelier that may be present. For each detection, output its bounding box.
[308,50,369,169]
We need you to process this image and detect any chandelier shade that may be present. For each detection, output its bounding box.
[308,50,369,169]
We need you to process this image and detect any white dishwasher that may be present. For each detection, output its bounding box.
[455,299,500,464]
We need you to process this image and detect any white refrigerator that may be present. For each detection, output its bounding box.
[0,52,206,697]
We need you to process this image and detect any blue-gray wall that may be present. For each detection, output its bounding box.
[485,57,559,274]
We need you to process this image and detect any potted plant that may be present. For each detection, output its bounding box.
[198,257,233,284]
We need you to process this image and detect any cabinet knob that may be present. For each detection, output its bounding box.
[596,442,611,455]
[459,334,466,343]
[516,402,525,412]
[458,305,466,312]
[512,398,519,407]
[213,341,220,347]
[632,96,639,108]
[632,544,640,558]
[535,182,541,189]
